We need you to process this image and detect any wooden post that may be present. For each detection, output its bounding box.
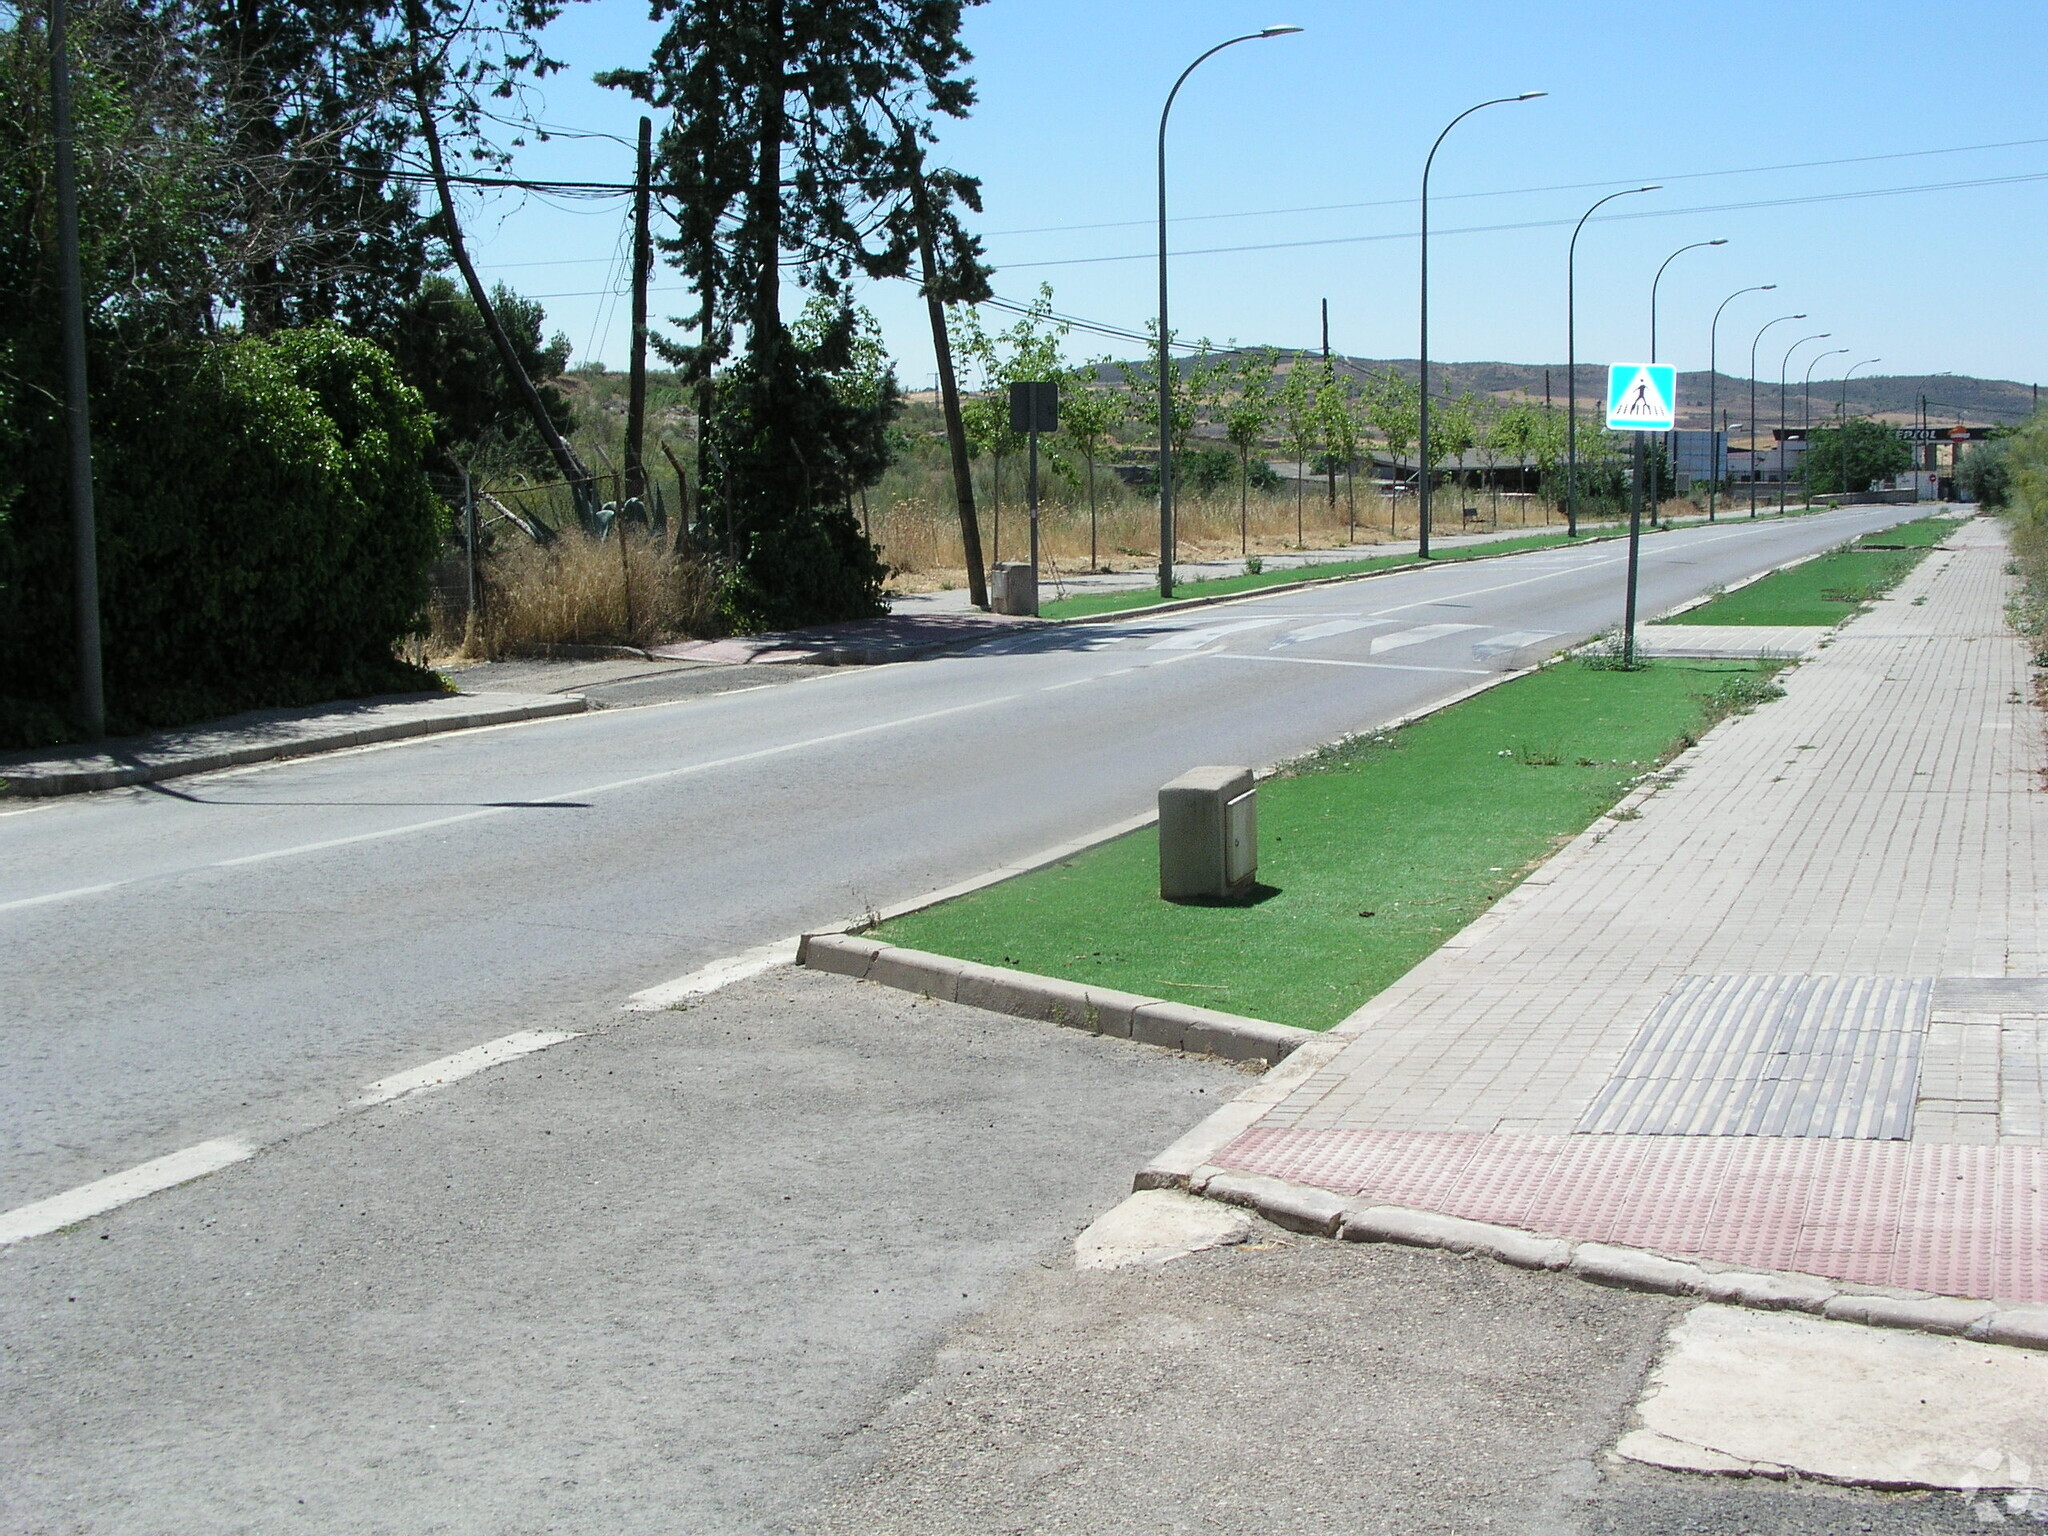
[624,117,653,505]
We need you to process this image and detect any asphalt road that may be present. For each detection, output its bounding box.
[1,505,1923,1212]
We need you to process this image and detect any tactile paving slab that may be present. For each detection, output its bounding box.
[1215,1127,2048,1303]
[1576,975,1931,1139]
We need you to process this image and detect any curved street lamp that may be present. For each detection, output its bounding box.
[1747,313,1805,517]
[1416,90,1545,557]
[1707,285,1774,521]
[1154,25,1303,599]
[1804,347,1849,433]
[1649,240,1726,363]
[1565,184,1659,537]
[1777,332,1831,515]
[1645,238,1725,524]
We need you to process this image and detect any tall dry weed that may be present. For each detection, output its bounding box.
[469,531,722,656]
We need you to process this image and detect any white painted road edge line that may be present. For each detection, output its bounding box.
[355,1029,582,1106]
[623,937,803,1012]
[0,1137,256,1245]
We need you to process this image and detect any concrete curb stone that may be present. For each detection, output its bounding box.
[1148,1162,2048,1352]
[795,933,1315,1066]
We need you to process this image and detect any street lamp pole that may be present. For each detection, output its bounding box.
[1417,90,1545,559]
[1707,284,1774,522]
[1747,313,1805,517]
[1777,332,1829,515]
[1804,347,1848,435]
[1155,25,1302,599]
[1646,238,1725,525]
[1566,184,1659,538]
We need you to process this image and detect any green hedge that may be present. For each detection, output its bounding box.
[1,327,446,747]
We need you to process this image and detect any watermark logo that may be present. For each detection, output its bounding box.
[1958,1450,2047,1524]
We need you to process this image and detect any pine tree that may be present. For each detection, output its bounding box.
[604,0,983,627]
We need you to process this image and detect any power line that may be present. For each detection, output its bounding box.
[981,134,2048,239]
[997,169,2048,271]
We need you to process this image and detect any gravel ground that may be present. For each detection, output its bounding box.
[803,1234,1985,1536]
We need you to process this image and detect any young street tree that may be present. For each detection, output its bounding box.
[1059,360,1125,572]
[1221,348,1277,555]
[1275,353,1321,547]
[1366,367,1419,536]
[605,0,983,628]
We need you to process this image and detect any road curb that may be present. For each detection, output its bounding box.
[796,933,1317,1066]
[0,695,590,798]
[1171,1162,2048,1351]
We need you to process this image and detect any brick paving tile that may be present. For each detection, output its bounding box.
[1217,516,2048,1301]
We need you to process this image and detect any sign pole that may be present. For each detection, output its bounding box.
[1606,362,1675,671]
[1624,432,1645,668]
[1027,421,1040,592]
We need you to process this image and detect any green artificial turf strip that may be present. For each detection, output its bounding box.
[1665,518,1957,627]
[874,660,1774,1031]
[1040,526,1614,621]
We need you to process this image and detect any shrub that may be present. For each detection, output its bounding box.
[1,327,446,746]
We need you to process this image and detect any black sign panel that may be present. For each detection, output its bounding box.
[1009,380,1059,434]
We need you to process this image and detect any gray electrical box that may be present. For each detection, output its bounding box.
[989,561,1038,616]
[1159,766,1257,902]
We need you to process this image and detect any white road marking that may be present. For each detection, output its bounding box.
[1473,630,1560,658]
[1206,652,1492,676]
[0,1138,256,1245]
[1148,618,1286,650]
[1272,618,1391,647]
[0,881,127,915]
[1370,622,1483,654]
[624,938,801,1012]
[356,1029,581,1106]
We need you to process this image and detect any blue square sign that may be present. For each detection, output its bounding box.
[1606,364,1677,431]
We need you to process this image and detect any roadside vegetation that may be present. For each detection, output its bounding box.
[871,658,1785,1031]
[1991,412,2048,657]
[1667,515,1961,627]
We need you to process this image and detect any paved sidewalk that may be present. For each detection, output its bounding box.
[1209,515,2048,1303]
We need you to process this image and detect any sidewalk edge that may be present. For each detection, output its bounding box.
[0,695,589,799]
[1158,1162,2048,1350]
[795,933,1316,1067]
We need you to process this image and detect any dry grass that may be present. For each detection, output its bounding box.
[871,485,1566,592]
[429,530,723,660]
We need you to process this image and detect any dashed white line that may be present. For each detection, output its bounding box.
[624,938,801,1012]
[0,1138,256,1245]
[355,1029,583,1106]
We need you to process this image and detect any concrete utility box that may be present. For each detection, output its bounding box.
[989,561,1038,616]
[1159,766,1257,902]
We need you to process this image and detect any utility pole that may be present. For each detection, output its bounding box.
[904,134,988,610]
[623,117,653,508]
[51,0,103,736]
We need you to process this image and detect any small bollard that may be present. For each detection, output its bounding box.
[1159,766,1257,902]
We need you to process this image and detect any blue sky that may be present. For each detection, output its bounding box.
[462,0,2047,398]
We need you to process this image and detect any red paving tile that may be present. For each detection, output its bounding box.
[1215,1127,2048,1303]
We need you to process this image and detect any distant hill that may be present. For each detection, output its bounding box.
[1087,351,2038,431]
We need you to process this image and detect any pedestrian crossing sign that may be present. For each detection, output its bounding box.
[1606,363,1677,431]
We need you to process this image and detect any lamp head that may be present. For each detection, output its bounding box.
[1516,91,1548,100]
[1259,24,1304,37]
[1707,239,1729,246]
[1761,283,1778,290]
